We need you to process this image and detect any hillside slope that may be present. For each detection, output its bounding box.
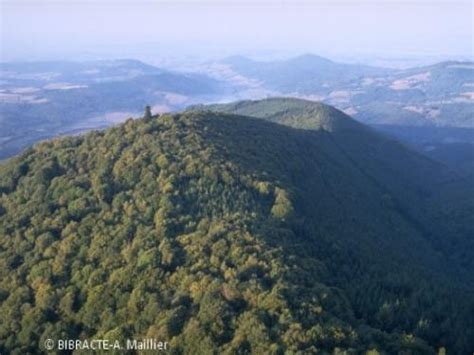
[197,98,474,277]
[0,104,473,353]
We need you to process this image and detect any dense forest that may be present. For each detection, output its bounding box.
[0,99,473,354]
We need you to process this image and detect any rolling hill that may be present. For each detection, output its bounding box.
[209,55,474,128]
[2,55,472,161]
[192,98,474,274]
[0,59,225,160]
[0,98,473,353]
[219,54,392,93]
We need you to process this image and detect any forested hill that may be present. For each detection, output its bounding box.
[0,102,473,353]
[192,98,474,275]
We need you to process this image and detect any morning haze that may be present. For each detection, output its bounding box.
[1,0,472,65]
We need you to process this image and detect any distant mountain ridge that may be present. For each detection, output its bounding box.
[220,54,391,92]
[213,54,474,128]
[1,55,473,162]
[0,59,226,159]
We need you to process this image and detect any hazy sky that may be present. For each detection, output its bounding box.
[1,0,472,63]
